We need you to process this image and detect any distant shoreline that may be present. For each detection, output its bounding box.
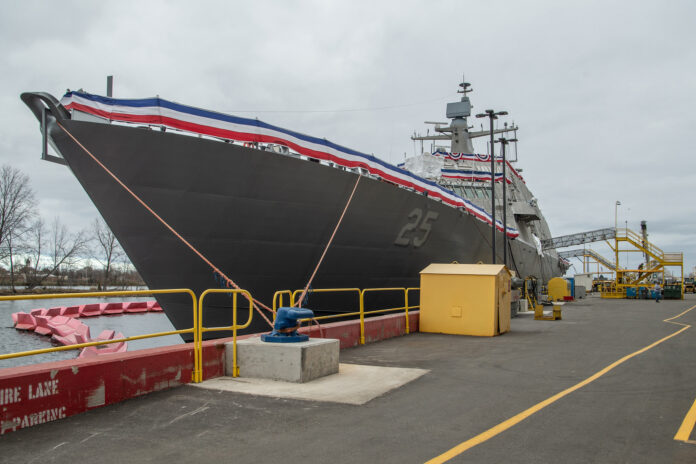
[0,287,150,297]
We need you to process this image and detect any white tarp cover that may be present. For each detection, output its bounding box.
[402,153,444,179]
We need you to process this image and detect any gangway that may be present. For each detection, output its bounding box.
[541,228,615,250]
[558,248,617,271]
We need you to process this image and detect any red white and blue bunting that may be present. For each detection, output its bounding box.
[61,91,519,238]
[432,150,525,183]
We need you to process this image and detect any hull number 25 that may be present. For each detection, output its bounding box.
[394,208,439,247]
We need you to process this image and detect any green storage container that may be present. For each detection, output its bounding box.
[663,284,682,299]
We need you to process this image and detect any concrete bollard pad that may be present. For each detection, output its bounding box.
[227,337,339,383]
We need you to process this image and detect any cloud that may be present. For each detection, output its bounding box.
[1,0,695,274]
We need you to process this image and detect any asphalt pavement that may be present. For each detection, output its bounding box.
[1,294,695,463]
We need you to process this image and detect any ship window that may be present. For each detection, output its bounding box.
[464,186,474,197]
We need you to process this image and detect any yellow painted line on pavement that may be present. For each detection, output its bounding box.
[426,304,696,463]
[674,397,696,444]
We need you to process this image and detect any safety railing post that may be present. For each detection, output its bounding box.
[403,288,410,334]
[192,296,201,383]
[359,290,366,345]
[198,288,253,380]
[233,292,239,377]
[197,289,203,383]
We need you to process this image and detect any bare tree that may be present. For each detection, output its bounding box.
[25,217,45,286]
[92,217,123,290]
[26,217,88,289]
[0,165,36,290]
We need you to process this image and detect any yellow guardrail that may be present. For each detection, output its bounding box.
[197,289,253,379]
[0,289,201,382]
[272,286,420,345]
[271,290,292,321]
[2,285,419,383]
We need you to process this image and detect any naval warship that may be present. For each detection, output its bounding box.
[21,81,567,340]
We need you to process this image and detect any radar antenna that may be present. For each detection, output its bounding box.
[458,81,472,95]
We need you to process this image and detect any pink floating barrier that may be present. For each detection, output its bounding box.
[47,315,70,327]
[52,333,78,346]
[72,322,91,341]
[73,330,90,344]
[45,307,64,317]
[98,332,127,353]
[11,312,20,325]
[79,346,99,358]
[80,303,103,317]
[147,301,163,312]
[33,315,53,336]
[124,301,148,313]
[30,308,47,317]
[79,331,127,357]
[103,302,124,315]
[99,341,128,354]
[62,306,81,318]
[15,313,37,331]
[96,329,116,341]
[50,324,75,338]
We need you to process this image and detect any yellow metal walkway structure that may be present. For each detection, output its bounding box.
[603,228,683,299]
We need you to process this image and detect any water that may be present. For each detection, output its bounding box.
[0,295,182,369]
[0,285,147,291]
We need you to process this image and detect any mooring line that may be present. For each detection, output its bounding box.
[295,174,361,309]
[426,303,696,463]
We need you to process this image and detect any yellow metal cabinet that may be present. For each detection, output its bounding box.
[419,263,511,336]
[547,277,570,302]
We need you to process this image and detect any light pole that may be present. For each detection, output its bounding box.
[476,109,507,264]
[614,200,621,285]
[496,136,517,268]
[615,200,621,231]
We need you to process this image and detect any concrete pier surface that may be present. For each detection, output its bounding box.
[2,295,696,463]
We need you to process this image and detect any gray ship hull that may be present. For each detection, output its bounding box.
[27,96,564,340]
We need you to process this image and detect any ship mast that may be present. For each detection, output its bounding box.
[411,80,518,153]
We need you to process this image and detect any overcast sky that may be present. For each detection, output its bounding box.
[1,0,695,276]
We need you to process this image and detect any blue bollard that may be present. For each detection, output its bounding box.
[261,307,315,343]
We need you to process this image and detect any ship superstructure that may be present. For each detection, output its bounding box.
[407,81,554,256]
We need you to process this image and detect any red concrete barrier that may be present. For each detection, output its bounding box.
[300,311,419,349]
[0,310,418,435]
[29,308,46,317]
